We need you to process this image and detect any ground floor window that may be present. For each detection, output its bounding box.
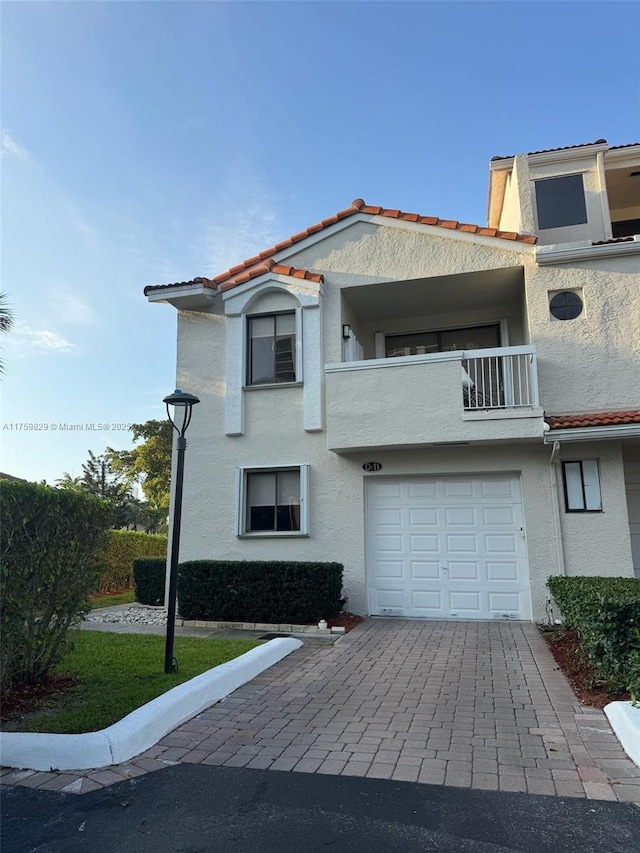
[238,465,309,535]
[562,460,602,512]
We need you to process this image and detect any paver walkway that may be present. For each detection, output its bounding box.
[3,619,640,801]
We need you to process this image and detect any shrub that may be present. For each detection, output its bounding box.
[0,480,113,690]
[134,557,166,606]
[97,530,167,593]
[547,575,640,700]
[178,560,344,624]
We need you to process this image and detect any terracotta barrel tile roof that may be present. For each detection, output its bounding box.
[145,198,536,296]
[546,410,640,429]
[217,261,323,292]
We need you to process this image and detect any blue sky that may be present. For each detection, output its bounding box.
[2,1,639,484]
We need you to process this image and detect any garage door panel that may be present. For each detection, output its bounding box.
[372,508,403,527]
[443,479,475,498]
[444,507,476,526]
[485,534,518,553]
[408,481,437,498]
[410,534,439,552]
[449,591,482,612]
[375,589,405,609]
[408,507,438,526]
[411,561,440,579]
[411,590,443,611]
[375,534,403,552]
[486,561,519,581]
[448,561,480,581]
[488,592,523,612]
[373,482,403,499]
[375,560,404,579]
[367,474,531,620]
[482,506,516,525]
[481,479,517,498]
[446,533,478,552]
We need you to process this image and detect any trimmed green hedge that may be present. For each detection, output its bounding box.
[547,575,640,701]
[133,558,166,606]
[178,561,344,623]
[0,480,112,689]
[98,530,167,593]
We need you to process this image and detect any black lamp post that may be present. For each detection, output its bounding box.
[163,389,200,674]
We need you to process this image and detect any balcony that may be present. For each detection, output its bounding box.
[324,345,544,453]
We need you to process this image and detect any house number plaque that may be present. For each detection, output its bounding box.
[362,462,383,472]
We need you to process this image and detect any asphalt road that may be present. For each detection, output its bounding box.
[2,765,639,853]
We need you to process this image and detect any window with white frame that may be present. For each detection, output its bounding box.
[238,465,309,535]
[247,312,296,385]
[562,460,602,512]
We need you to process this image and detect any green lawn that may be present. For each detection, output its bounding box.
[14,631,260,734]
[89,590,136,609]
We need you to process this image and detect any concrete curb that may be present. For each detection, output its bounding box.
[0,638,302,773]
[604,701,640,767]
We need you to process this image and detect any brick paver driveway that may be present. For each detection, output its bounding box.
[4,619,640,801]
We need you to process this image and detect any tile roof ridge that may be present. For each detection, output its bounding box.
[145,198,537,296]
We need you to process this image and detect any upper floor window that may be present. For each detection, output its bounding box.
[534,174,588,230]
[247,312,296,385]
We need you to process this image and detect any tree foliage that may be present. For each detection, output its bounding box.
[0,290,15,375]
[0,480,113,689]
[107,419,172,512]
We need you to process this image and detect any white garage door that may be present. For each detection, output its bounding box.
[367,475,531,620]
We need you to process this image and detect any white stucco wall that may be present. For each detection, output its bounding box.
[166,215,637,625]
[524,256,640,414]
[555,441,634,577]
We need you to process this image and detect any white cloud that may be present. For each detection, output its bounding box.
[194,178,279,277]
[49,293,96,326]
[1,130,31,163]
[5,321,77,354]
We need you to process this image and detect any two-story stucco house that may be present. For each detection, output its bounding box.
[146,138,640,623]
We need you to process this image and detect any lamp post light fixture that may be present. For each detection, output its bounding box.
[163,389,200,674]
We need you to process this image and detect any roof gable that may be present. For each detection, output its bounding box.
[144,198,537,296]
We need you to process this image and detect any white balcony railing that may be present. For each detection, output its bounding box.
[462,346,539,410]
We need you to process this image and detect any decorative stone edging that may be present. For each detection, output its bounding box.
[604,701,640,767]
[0,638,302,773]
[175,618,346,635]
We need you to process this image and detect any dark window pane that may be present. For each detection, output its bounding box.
[612,218,640,238]
[386,332,438,357]
[251,337,275,384]
[385,325,499,357]
[535,174,587,230]
[276,504,300,531]
[250,506,276,531]
[549,291,583,320]
[440,325,499,352]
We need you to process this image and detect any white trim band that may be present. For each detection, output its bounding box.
[544,424,640,443]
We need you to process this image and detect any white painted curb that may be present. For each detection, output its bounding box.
[604,701,640,767]
[0,637,302,772]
